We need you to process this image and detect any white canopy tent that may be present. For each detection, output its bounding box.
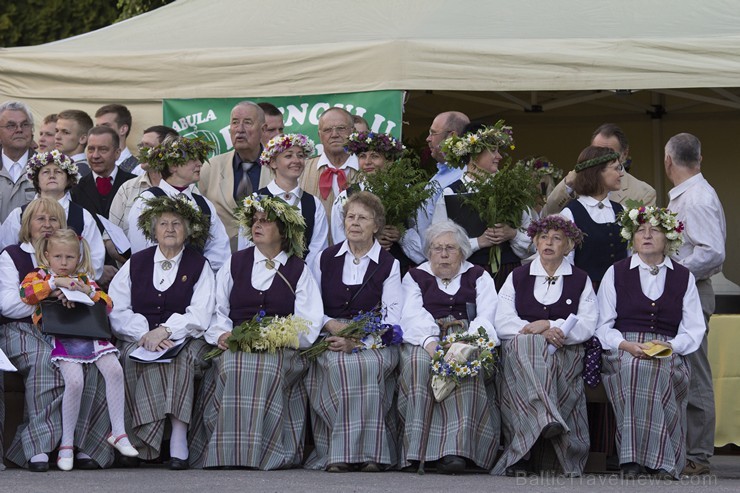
[1,0,738,281]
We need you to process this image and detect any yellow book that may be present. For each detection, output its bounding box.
[642,342,673,359]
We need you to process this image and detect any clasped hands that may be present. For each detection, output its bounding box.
[138,325,174,352]
[478,224,516,248]
[51,276,91,309]
[520,320,566,349]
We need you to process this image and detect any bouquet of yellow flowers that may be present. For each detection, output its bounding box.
[205,311,309,359]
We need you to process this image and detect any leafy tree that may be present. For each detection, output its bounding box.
[0,0,173,47]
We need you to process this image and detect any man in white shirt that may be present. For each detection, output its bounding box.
[95,104,139,174]
[55,109,93,176]
[664,133,726,477]
[0,100,36,222]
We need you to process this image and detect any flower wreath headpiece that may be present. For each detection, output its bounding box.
[574,151,620,172]
[519,156,564,181]
[259,133,315,167]
[139,135,214,172]
[26,150,79,185]
[618,204,684,254]
[441,120,515,169]
[235,193,307,258]
[526,214,584,246]
[137,195,212,251]
[344,131,405,161]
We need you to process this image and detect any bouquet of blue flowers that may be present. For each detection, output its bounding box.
[301,305,403,359]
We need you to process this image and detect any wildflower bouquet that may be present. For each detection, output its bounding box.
[301,306,403,359]
[460,161,539,272]
[205,311,310,359]
[359,151,439,234]
[430,327,498,402]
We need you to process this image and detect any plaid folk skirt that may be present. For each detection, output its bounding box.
[119,339,209,460]
[397,343,500,469]
[492,334,589,476]
[189,348,309,469]
[1,321,114,468]
[304,346,400,470]
[602,332,690,479]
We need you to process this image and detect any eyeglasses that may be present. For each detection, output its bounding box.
[428,129,451,137]
[607,163,625,172]
[345,213,375,223]
[319,125,350,136]
[430,244,460,255]
[0,122,32,131]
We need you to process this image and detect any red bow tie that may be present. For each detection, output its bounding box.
[318,166,348,200]
[96,176,113,196]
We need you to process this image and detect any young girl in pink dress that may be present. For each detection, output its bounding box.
[20,229,138,471]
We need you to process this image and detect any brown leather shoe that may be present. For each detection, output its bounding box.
[681,460,710,476]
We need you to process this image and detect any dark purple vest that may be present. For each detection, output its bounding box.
[512,262,588,322]
[408,265,484,320]
[319,242,395,319]
[130,246,206,330]
[1,245,34,324]
[613,258,688,337]
[228,247,304,325]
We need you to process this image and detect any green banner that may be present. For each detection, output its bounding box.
[162,90,404,157]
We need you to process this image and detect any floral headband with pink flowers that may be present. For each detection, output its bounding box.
[259,133,315,167]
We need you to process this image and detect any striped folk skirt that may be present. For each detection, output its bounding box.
[602,332,690,479]
[1,321,114,468]
[397,344,499,469]
[492,334,589,476]
[304,346,400,470]
[189,348,309,469]
[119,339,209,460]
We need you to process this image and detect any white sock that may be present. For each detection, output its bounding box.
[76,452,92,460]
[30,453,48,463]
[58,362,84,452]
[169,416,189,460]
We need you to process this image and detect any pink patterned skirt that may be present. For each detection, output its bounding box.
[50,336,119,365]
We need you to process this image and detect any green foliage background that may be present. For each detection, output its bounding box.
[0,0,174,47]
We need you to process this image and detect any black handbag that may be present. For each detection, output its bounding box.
[39,299,112,340]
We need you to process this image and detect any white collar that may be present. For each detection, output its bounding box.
[668,172,704,200]
[254,246,289,267]
[159,179,194,197]
[630,253,674,271]
[267,180,301,198]
[116,147,133,165]
[418,259,475,279]
[578,195,611,208]
[1,150,29,168]
[20,241,36,254]
[316,152,359,171]
[530,255,573,277]
[92,166,117,182]
[154,245,185,265]
[335,239,382,263]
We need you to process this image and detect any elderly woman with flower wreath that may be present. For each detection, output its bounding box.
[108,195,215,470]
[492,215,598,478]
[190,195,322,470]
[397,220,499,474]
[0,150,105,278]
[237,133,328,268]
[128,135,230,271]
[304,191,403,473]
[595,205,703,480]
[431,122,533,290]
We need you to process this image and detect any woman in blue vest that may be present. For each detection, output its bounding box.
[192,195,323,469]
[0,199,113,470]
[431,122,533,291]
[305,191,403,473]
[493,215,597,478]
[238,133,327,267]
[398,220,500,474]
[560,146,627,287]
[108,195,215,470]
[596,205,704,479]
[0,150,105,279]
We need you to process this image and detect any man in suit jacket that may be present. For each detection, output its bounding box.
[297,107,358,243]
[541,123,656,216]
[71,126,135,285]
[198,101,270,251]
[95,103,139,174]
[0,100,37,222]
